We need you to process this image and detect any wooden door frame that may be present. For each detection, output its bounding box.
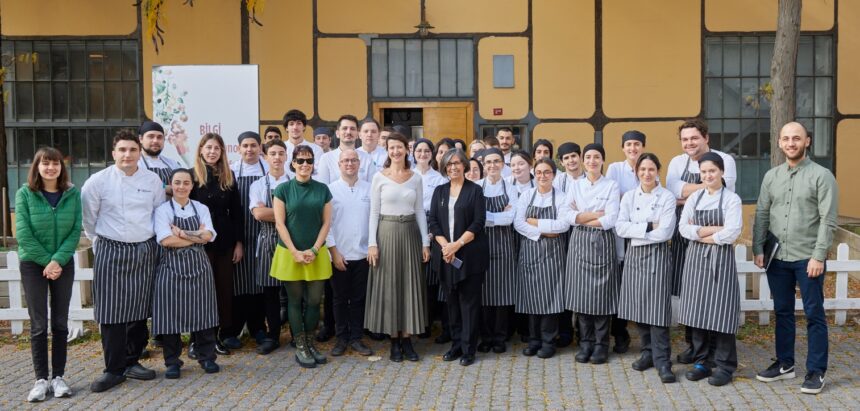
[372,101,475,141]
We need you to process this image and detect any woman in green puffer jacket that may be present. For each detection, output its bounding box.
[15,147,82,402]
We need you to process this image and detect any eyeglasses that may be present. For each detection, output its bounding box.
[294,158,314,165]
[339,158,360,164]
[484,159,502,165]
[534,170,554,176]
[446,161,463,168]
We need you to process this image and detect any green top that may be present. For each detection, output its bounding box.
[15,185,83,266]
[273,178,332,250]
[752,157,838,262]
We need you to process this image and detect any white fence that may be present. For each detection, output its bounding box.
[1,245,859,341]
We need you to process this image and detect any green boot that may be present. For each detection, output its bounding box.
[306,333,328,365]
[294,332,316,368]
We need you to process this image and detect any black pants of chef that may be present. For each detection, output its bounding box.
[481,305,510,345]
[637,323,671,368]
[263,286,284,341]
[611,263,630,345]
[223,294,266,341]
[321,280,336,334]
[331,259,370,342]
[691,328,737,376]
[100,320,149,376]
[206,251,234,340]
[443,272,483,355]
[558,310,574,342]
[578,314,611,350]
[162,327,217,366]
[527,314,559,349]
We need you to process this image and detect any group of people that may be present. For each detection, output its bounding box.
[14,110,837,402]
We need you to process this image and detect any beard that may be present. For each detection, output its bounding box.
[143,147,163,157]
[783,146,807,161]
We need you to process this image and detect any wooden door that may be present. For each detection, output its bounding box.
[372,102,474,145]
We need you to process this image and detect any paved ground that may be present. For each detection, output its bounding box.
[1,325,858,410]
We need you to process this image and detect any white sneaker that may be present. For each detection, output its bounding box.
[51,376,73,398]
[27,379,51,402]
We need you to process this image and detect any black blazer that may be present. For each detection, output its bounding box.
[191,166,244,254]
[428,180,489,283]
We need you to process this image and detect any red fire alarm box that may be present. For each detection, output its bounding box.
[493,108,503,116]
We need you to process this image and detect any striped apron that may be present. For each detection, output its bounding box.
[678,189,740,335]
[514,189,565,315]
[152,201,219,335]
[564,225,619,315]
[617,242,673,327]
[233,162,265,295]
[669,156,700,296]
[256,176,282,287]
[92,236,159,324]
[141,155,173,186]
[481,178,517,306]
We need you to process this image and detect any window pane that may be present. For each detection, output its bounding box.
[741,78,760,118]
[35,128,52,150]
[15,41,34,81]
[88,129,107,165]
[705,38,722,76]
[104,41,122,81]
[15,82,34,120]
[722,119,740,156]
[795,77,813,117]
[371,40,388,97]
[405,40,422,97]
[89,83,105,119]
[813,118,831,157]
[70,82,87,120]
[122,83,139,120]
[709,120,723,152]
[457,39,473,97]
[6,129,16,165]
[88,42,104,80]
[758,118,771,158]
[5,83,15,121]
[122,41,139,80]
[758,78,771,113]
[723,37,740,77]
[71,129,88,166]
[2,41,15,81]
[53,129,71,160]
[705,79,722,117]
[34,83,51,120]
[796,37,813,76]
[814,37,832,75]
[439,40,457,97]
[759,38,774,76]
[739,119,758,157]
[741,37,758,76]
[722,78,741,117]
[422,39,439,97]
[814,77,832,117]
[105,82,122,120]
[51,42,69,80]
[387,39,405,97]
[69,41,87,80]
[33,41,51,81]
[18,128,35,166]
[52,83,69,120]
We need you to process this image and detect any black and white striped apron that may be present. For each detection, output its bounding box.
[481,179,517,306]
[92,236,159,324]
[564,225,619,315]
[669,156,700,296]
[256,176,282,287]
[514,189,565,315]
[617,242,673,327]
[234,162,265,295]
[152,201,219,335]
[141,155,173,186]
[678,189,740,335]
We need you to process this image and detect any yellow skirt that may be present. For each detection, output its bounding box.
[270,244,333,282]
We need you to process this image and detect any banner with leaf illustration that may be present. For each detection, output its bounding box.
[152,65,259,167]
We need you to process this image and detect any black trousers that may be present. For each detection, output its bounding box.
[206,251,234,336]
[262,286,282,340]
[611,262,630,343]
[162,327,216,366]
[558,310,574,340]
[637,323,671,368]
[322,280,335,331]
[100,319,149,375]
[691,328,737,375]
[444,272,483,355]
[528,314,559,348]
[330,259,369,342]
[578,314,611,349]
[20,260,75,380]
[222,294,266,339]
[481,305,510,344]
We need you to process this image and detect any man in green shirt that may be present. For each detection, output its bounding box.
[752,121,838,395]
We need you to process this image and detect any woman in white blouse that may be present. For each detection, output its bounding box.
[506,150,535,197]
[677,152,742,387]
[365,132,431,362]
[614,153,678,384]
[560,143,620,365]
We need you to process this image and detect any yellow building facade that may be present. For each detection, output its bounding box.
[2,0,858,217]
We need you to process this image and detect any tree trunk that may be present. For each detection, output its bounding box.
[769,0,802,167]
[0,6,10,237]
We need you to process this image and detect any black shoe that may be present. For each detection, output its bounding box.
[632,352,654,371]
[187,342,199,360]
[519,334,529,343]
[613,333,631,354]
[556,334,573,348]
[331,339,349,357]
[151,335,164,348]
[756,360,796,382]
[165,364,181,379]
[575,346,594,363]
[459,354,476,366]
[367,330,387,341]
[443,348,463,361]
[537,346,556,359]
[708,370,733,387]
[434,332,452,344]
[801,371,825,395]
[401,338,420,362]
[215,341,231,355]
[254,330,267,346]
[315,326,334,343]
[201,360,220,374]
[350,340,374,356]
[90,373,126,393]
[124,364,156,380]
[685,364,712,381]
[522,344,540,357]
[256,338,280,355]
[590,346,609,364]
[222,336,242,350]
[492,342,506,354]
[658,365,677,383]
[676,346,694,364]
[389,338,403,362]
[477,341,493,353]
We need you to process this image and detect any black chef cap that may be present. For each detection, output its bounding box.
[582,143,605,159]
[481,147,504,160]
[621,130,646,147]
[237,131,261,144]
[139,120,164,136]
